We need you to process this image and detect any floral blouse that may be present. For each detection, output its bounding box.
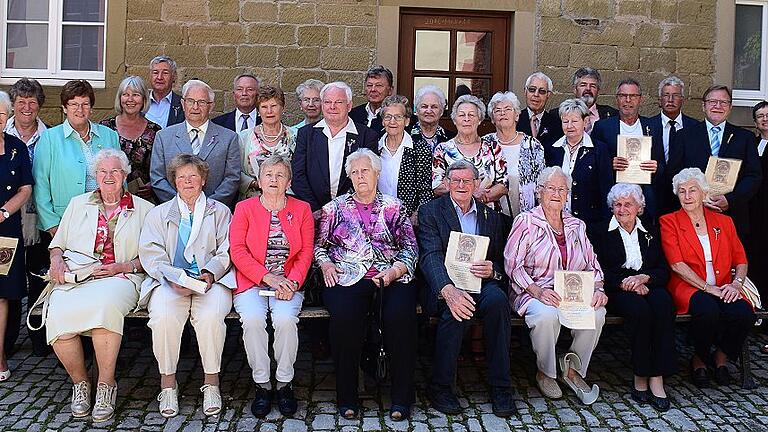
[314,192,418,287]
[239,124,296,199]
[100,117,161,185]
[483,132,546,217]
[91,190,134,265]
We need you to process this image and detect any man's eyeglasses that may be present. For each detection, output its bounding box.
[183,98,212,107]
[616,93,641,100]
[448,178,476,186]
[526,86,549,95]
[704,99,731,107]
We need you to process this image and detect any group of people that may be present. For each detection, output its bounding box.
[0,56,765,423]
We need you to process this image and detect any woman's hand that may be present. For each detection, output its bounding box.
[621,274,650,292]
[275,283,295,301]
[137,184,153,201]
[49,254,69,285]
[639,160,658,173]
[591,290,608,309]
[198,271,214,292]
[263,273,298,292]
[320,262,343,288]
[473,188,490,204]
[92,263,126,279]
[372,264,403,287]
[170,281,194,297]
[539,287,561,308]
[720,283,741,303]
[633,284,650,296]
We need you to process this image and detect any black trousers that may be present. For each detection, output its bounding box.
[688,290,756,361]
[607,289,677,377]
[431,280,511,389]
[323,279,417,409]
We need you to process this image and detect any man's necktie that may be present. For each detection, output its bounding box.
[190,128,201,155]
[531,116,539,138]
[241,114,249,132]
[710,125,721,156]
[666,119,677,162]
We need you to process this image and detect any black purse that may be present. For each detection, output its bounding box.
[362,278,389,382]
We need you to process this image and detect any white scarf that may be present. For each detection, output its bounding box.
[176,191,207,264]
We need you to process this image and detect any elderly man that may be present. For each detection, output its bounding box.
[517,72,563,147]
[592,78,665,220]
[150,79,240,207]
[349,65,395,136]
[669,85,761,239]
[145,55,185,128]
[553,67,618,134]
[417,160,515,418]
[291,81,378,213]
[649,76,698,163]
[212,74,262,133]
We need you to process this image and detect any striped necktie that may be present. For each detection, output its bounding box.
[190,128,201,155]
[710,125,721,156]
[241,114,249,132]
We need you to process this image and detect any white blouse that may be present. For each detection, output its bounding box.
[697,233,716,285]
[609,216,644,271]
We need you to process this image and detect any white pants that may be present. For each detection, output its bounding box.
[147,281,233,375]
[233,289,304,384]
[524,299,606,378]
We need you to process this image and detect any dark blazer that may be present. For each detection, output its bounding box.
[647,112,698,155]
[291,120,379,212]
[667,121,762,238]
[647,112,698,214]
[350,103,419,138]
[417,194,511,314]
[166,92,185,127]
[386,137,434,216]
[590,219,669,294]
[518,108,564,148]
[747,136,768,291]
[211,110,262,132]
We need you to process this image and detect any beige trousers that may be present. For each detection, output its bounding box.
[147,281,233,375]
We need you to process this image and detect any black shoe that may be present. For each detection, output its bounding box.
[714,366,732,386]
[428,384,462,415]
[339,406,358,419]
[389,404,411,421]
[691,367,710,388]
[630,387,650,405]
[250,386,272,418]
[490,386,517,418]
[276,383,298,417]
[649,394,671,412]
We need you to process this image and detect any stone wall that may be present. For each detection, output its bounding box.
[537,0,716,118]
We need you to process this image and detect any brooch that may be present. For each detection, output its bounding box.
[713,227,721,240]
[287,212,293,226]
[346,136,357,153]
[10,149,16,161]
[644,232,652,247]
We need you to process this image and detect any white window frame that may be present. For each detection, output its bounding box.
[0,0,108,88]
[733,0,768,107]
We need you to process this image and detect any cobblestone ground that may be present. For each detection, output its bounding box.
[2,317,768,432]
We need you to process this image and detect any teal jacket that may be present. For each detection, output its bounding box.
[33,120,120,231]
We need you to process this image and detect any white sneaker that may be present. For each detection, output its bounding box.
[92,382,118,422]
[200,384,222,416]
[157,386,179,418]
[71,380,91,418]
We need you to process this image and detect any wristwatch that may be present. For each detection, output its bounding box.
[0,208,9,219]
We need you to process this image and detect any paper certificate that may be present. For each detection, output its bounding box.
[554,270,596,330]
[616,135,652,184]
[705,156,741,195]
[161,266,208,294]
[445,231,490,294]
[0,236,18,276]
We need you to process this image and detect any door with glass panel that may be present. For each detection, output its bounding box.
[398,9,511,133]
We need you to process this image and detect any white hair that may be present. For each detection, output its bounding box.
[487,91,521,124]
[525,72,553,92]
[450,94,486,123]
[345,148,382,176]
[558,98,590,119]
[658,76,686,97]
[91,148,132,177]
[320,81,353,103]
[0,91,11,115]
[182,79,215,103]
[606,183,646,213]
[672,167,710,195]
[414,85,447,112]
[295,79,325,100]
[535,166,572,190]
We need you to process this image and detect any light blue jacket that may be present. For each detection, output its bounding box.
[32,120,120,231]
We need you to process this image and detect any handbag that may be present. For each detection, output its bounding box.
[362,278,389,382]
[741,276,762,310]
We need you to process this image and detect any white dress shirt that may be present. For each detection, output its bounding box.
[186,120,209,154]
[704,119,726,156]
[758,138,767,157]
[451,197,478,235]
[378,132,412,197]
[146,91,174,128]
[315,118,358,198]
[608,216,646,271]
[660,112,683,161]
[235,109,258,134]
[365,103,378,127]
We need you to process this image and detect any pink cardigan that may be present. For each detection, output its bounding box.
[229,195,315,295]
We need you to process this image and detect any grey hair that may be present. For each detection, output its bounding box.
[672,167,710,195]
[149,55,177,75]
[525,72,553,92]
[414,85,447,112]
[558,98,590,119]
[345,148,382,176]
[365,65,394,87]
[167,153,210,184]
[0,91,11,115]
[572,67,602,89]
[8,78,45,106]
[535,166,573,190]
[233,74,262,89]
[114,76,149,115]
[450,94,486,123]
[615,77,642,95]
[658,76,686,97]
[91,148,132,177]
[259,154,293,181]
[380,95,412,118]
[606,183,646,214]
[295,79,325,100]
[487,91,521,124]
[182,79,215,103]
[320,81,353,103]
[446,159,479,180]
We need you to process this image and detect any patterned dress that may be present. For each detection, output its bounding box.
[100,116,162,185]
[239,124,296,199]
[483,132,546,217]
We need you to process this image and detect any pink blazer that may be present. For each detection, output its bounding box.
[229,195,315,295]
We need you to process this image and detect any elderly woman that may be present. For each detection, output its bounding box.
[544,99,611,224]
[139,154,234,417]
[433,95,508,210]
[229,155,314,418]
[290,79,324,134]
[239,85,296,200]
[592,184,675,411]
[660,168,755,388]
[410,85,456,151]
[38,149,153,421]
[100,76,162,201]
[484,91,546,217]
[0,91,33,380]
[504,166,607,405]
[377,95,433,220]
[316,149,418,421]
[33,80,121,237]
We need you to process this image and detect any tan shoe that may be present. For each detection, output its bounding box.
[536,372,562,399]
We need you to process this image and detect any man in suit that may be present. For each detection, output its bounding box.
[150,79,241,208]
[748,101,768,302]
[592,78,665,220]
[145,55,185,128]
[348,65,394,137]
[648,76,698,163]
[417,160,515,418]
[517,72,563,148]
[291,81,378,213]
[553,67,618,135]
[668,85,762,239]
[211,74,262,133]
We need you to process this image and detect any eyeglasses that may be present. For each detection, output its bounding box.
[526,86,549,95]
[542,185,569,195]
[448,178,476,186]
[95,169,123,177]
[323,100,347,107]
[183,98,211,107]
[492,107,514,116]
[756,113,768,120]
[382,114,406,122]
[616,93,642,100]
[300,97,321,104]
[661,93,683,100]
[66,102,91,110]
[705,99,731,107]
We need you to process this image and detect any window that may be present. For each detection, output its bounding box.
[1,0,107,87]
[733,1,768,105]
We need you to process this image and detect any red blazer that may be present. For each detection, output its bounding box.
[229,196,315,295]
[660,208,748,314]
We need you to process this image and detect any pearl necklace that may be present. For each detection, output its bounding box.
[497,131,522,145]
[260,124,283,143]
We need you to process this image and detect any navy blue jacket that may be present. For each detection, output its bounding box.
[211,110,262,132]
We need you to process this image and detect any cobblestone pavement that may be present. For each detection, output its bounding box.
[2,317,768,432]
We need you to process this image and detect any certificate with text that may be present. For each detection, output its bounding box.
[616,135,652,184]
[445,231,490,294]
[554,270,596,330]
[705,156,741,195]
